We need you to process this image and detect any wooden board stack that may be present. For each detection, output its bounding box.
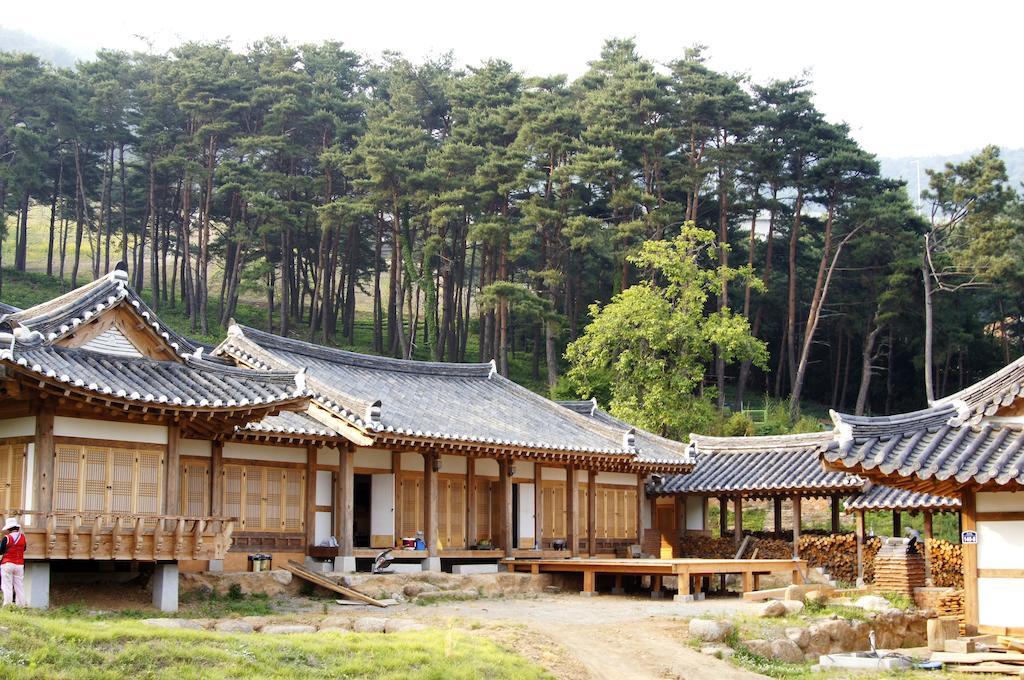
[872,538,925,595]
[936,590,966,634]
[932,638,1024,676]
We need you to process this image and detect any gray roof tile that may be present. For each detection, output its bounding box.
[844,484,960,512]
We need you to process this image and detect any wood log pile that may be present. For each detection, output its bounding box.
[796,532,881,584]
[873,538,926,595]
[927,538,964,588]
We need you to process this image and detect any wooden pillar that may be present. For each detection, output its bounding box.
[831,495,841,534]
[337,445,354,557]
[733,495,743,545]
[500,459,513,557]
[719,497,728,538]
[961,489,978,633]
[855,509,866,586]
[534,463,543,550]
[636,475,645,546]
[33,406,55,522]
[923,510,934,586]
[392,452,401,541]
[165,421,180,515]
[567,465,579,556]
[210,441,223,517]
[423,452,439,557]
[792,496,802,559]
[466,458,477,548]
[892,510,902,537]
[305,444,317,549]
[773,497,783,535]
[587,469,597,556]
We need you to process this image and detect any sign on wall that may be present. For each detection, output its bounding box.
[961,530,978,544]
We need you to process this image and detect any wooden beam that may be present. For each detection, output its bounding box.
[719,496,728,538]
[500,459,513,557]
[893,509,902,537]
[792,496,802,559]
[210,440,223,517]
[774,497,783,535]
[923,510,934,586]
[856,509,866,586]
[165,422,180,515]
[567,465,579,557]
[33,405,55,521]
[466,458,477,547]
[305,445,317,549]
[733,495,743,546]
[534,462,543,550]
[337,445,354,557]
[424,453,439,558]
[962,488,979,634]
[831,495,841,534]
[587,469,597,556]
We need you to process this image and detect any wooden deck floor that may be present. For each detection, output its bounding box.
[501,557,807,598]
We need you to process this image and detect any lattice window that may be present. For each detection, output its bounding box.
[475,478,493,542]
[282,469,303,532]
[399,475,421,538]
[223,463,304,533]
[51,443,164,519]
[0,444,26,512]
[180,460,210,517]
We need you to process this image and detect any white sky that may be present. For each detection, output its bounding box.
[4,0,1021,158]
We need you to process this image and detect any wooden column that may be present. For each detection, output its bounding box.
[210,441,223,517]
[305,444,317,549]
[733,495,743,545]
[831,495,841,534]
[791,496,802,559]
[773,497,783,535]
[636,476,645,546]
[567,465,579,557]
[392,452,401,541]
[423,452,439,557]
[587,469,597,556]
[892,510,902,537]
[923,510,934,586]
[33,406,55,522]
[855,509,866,586]
[961,489,979,633]
[500,459,513,557]
[534,463,543,550]
[337,445,354,557]
[719,497,728,538]
[466,458,477,547]
[165,421,180,515]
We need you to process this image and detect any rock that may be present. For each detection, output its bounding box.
[352,617,387,633]
[319,616,353,630]
[819,619,855,649]
[688,618,734,643]
[141,618,204,630]
[269,570,293,586]
[785,627,810,649]
[770,638,804,663]
[414,589,477,602]
[385,619,426,633]
[902,632,927,648]
[805,625,832,656]
[700,644,735,658]
[261,624,316,634]
[544,586,561,594]
[781,601,805,615]
[850,621,872,650]
[744,639,772,658]
[854,595,892,611]
[805,590,829,606]
[317,627,352,635]
[214,620,255,634]
[760,601,787,618]
[784,585,805,602]
[403,582,440,598]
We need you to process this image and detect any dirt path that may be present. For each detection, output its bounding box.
[406,595,767,680]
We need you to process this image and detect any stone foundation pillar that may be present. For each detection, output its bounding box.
[24,562,50,609]
[152,563,179,613]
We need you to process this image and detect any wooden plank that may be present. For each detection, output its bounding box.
[978,569,1024,579]
[931,652,1024,664]
[284,560,387,607]
[943,663,1024,676]
[963,488,979,634]
[977,512,1024,522]
[929,617,960,651]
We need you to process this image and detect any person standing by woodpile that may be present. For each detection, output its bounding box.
[0,518,26,606]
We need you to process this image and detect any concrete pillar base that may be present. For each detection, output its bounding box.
[579,591,599,597]
[421,557,442,572]
[207,560,224,573]
[650,590,665,600]
[152,563,179,613]
[24,562,50,609]
[333,556,357,573]
[674,594,695,603]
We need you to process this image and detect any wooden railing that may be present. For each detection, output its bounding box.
[0,511,235,562]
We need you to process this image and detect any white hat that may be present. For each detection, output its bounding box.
[2,518,19,532]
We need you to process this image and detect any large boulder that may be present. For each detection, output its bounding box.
[818,619,856,649]
[688,618,735,643]
[214,620,255,634]
[352,617,387,633]
[786,627,810,649]
[804,625,832,657]
[760,601,787,618]
[141,618,204,630]
[261,624,316,634]
[403,582,440,598]
[319,616,353,630]
[781,601,805,615]
[770,638,805,664]
[744,639,772,658]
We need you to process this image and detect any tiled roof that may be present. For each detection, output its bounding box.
[649,431,861,496]
[557,399,693,465]
[216,326,691,468]
[243,410,336,438]
[933,353,1024,425]
[3,343,305,409]
[0,302,21,316]
[826,409,1024,489]
[844,484,960,512]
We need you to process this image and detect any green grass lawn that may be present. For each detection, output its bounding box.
[0,608,550,680]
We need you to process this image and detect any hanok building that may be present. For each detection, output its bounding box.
[0,270,692,609]
[824,356,1024,634]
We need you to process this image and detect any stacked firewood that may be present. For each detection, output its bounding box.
[873,538,927,595]
[927,538,964,588]
[796,532,881,584]
[936,590,966,634]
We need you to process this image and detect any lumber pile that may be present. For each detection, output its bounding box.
[282,561,388,608]
[933,646,1024,676]
[927,538,964,588]
[936,590,966,634]
[872,537,926,595]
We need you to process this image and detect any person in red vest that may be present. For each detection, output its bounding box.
[0,518,26,606]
